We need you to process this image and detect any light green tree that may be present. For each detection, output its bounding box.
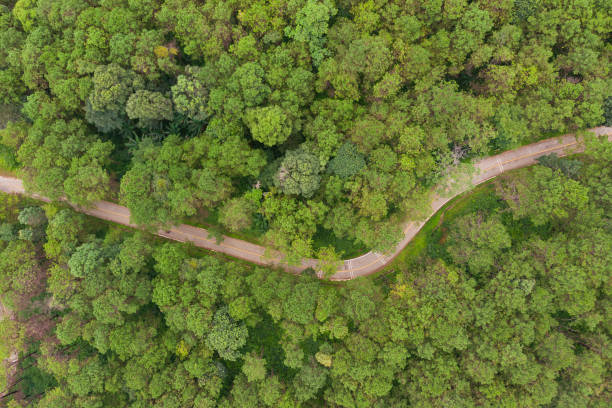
[244,105,291,146]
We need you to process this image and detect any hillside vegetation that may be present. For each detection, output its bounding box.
[0,132,610,408]
[1,0,611,260]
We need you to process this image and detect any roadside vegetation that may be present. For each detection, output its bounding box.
[1,0,611,406]
[1,136,610,407]
[1,0,611,261]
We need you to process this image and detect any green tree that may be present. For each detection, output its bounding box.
[275,148,321,198]
[12,0,37,32]
[64,140,112,206]
[316,246,342,278]
[219,195,258,232]
[206,307,248,361]
[285,0,337,66]
[0,240,39,307]
[242,352,266,382]
[120,136,232,226]
[17,205,47,242]
[293,359,327,402]
[497,166,589,226]
[125,90,174,128]
[244,105,291,146]
[327,142,365,179]
[17,206,46,228]
[171,66,209,121]
[86,63,139,133]
[446,212,511,274]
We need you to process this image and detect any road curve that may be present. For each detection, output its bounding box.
[0,127,610,280]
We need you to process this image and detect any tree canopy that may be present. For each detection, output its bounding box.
[0,137,611,407]
[0,0,608,260]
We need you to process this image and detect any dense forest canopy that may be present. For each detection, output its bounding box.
[0,0,610,261]
[0,136,610,407]
[1,1,611,406]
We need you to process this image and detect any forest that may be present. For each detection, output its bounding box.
[0,0,611,406]
[0,0,611,260]
[0,132,610,407]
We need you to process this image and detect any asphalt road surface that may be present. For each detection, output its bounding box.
[1,127,610,280]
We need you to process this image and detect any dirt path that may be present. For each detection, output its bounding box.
[0,127,610,280]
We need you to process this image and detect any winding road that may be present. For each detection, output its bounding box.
[1,127,610,280]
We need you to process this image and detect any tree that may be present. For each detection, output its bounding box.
[125,90,174,127]
[17,206,46,228]
[219,196,257,232]
[316,246,342,278]
[283,281,319,326]
[17,117,110,202]
[581,134,612,209]
[327,142,365,179]
[604,96,612,126]
[206,307,248,361]
[293,359,327,402]
[43,209,85,262]
[12,0,37,32]
[345,35,392,83]
[285,0,337,66]
[86,64,139,132]
[537,154,582,179]
[496,166,589,226]
[275,148,321,198]
[0,240,39,306]
[171,66,209,121]
[64,140,112,206]
[229,62,270,109]
[242,352,266,382]
[120,136,231,226]
[446,212,511,274]
[17,205,47,242]
[244,105,291,146]
[258,375,284,406]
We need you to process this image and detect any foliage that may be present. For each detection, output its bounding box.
[0,135,611,407]
[244,105,291,146]
[285,0,337,66]
[171,66,208,121]
[327,142,365,179]
[537,153,583,179]
[218,193,260,232]
[125,90,174,128]
[206,307,248,361]
[0,0,608,258]
[496,165,589,226]
[446,212,511,274]
[86,64,138,133]
[120,135,233,225]
[275,148,321,198]
[604,96,612,126]
[0,0,611,403]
